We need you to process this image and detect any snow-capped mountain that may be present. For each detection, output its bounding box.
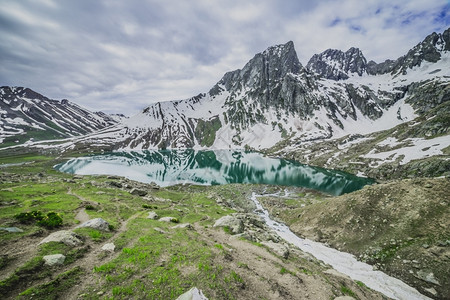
[92,28,449,151]
[0,86,119,146]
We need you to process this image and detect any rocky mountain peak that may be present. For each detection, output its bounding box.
[306,47,368,80]
[390,28,450,75]
[367,27,450,76]
[212,41,303,95]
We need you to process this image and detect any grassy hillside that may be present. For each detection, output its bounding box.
[0,152,387,299]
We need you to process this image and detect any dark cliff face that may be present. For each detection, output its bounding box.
[306,47,367,80]
[212,41,319,116]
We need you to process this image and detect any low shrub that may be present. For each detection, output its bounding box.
[14,210,44,224]
[15,211,63,229]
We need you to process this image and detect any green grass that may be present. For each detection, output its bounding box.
[340,285,357,298]
[18,267,83,299]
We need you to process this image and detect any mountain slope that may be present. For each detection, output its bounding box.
[0,86,119,147]
[76,28,450,153]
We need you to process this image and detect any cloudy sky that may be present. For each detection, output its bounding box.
[1,0,449,115]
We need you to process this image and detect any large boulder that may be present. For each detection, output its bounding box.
[176,287,208,300]
[75,218,110,231]
[130,188,147,196]
[101,243,115,252]
[39,230,83,247]
[147,211,159,220]
[213,215,244,234]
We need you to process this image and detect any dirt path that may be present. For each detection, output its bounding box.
[61,211,142,300]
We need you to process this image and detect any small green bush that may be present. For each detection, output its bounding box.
[37,212,63,229]
[142,204,156,209]
[15,210,44,224]
[15,210,62,229]
[85,205,95,210]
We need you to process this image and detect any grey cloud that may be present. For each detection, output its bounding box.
[0,0,448,115]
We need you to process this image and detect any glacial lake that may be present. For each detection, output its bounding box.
[55,150,373,195]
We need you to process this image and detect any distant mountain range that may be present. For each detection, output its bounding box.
[1,28,449,156]
[0,87,123,147]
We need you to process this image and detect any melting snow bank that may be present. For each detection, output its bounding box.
[250,192,431,300]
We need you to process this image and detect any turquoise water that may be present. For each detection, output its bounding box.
[55,150,373,195]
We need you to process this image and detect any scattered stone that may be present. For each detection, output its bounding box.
[334,296,356,300]
[261,241,289,259]
[153,227,167,234]
[147,211,159,220]
[213,215,244,234]
[39,230,83,246]
[424,287,437,296]
[75,218,110,231]
[416,270,441,285]
[438,240,450,247]
[0,227,23,233]
[130,188,147,196]
[149,182,160,190]
[101,243,115,252]
[43,254,65,266]
[159,216,178,223]
[176,287,208,300]
[172,223,193,230]
[109,181,122,188]
[107,175,121,180]
[97,291,105,296]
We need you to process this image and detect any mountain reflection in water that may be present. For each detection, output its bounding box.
[56,150,373,195]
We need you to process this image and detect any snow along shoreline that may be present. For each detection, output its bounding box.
[250,192,431,300]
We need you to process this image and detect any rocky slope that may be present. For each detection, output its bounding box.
[258,177,450,299]
[0,86,119,148]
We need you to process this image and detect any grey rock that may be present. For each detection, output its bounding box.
[213,215,244,234]
[43,254,66,266]
[176,287,208,300]
[424,287,437,296]
[416,270,441,285]
[159,216,178,223]
[334,297,356,300]
[149,182,160,190]
[130,188,147,196]
[39,230,83,247]
[172,223,193,230]
[147,211,159,220]
[109,181,122,188]
[75,218,110,231]
[101,243,115,252]
[0,227,23,233]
